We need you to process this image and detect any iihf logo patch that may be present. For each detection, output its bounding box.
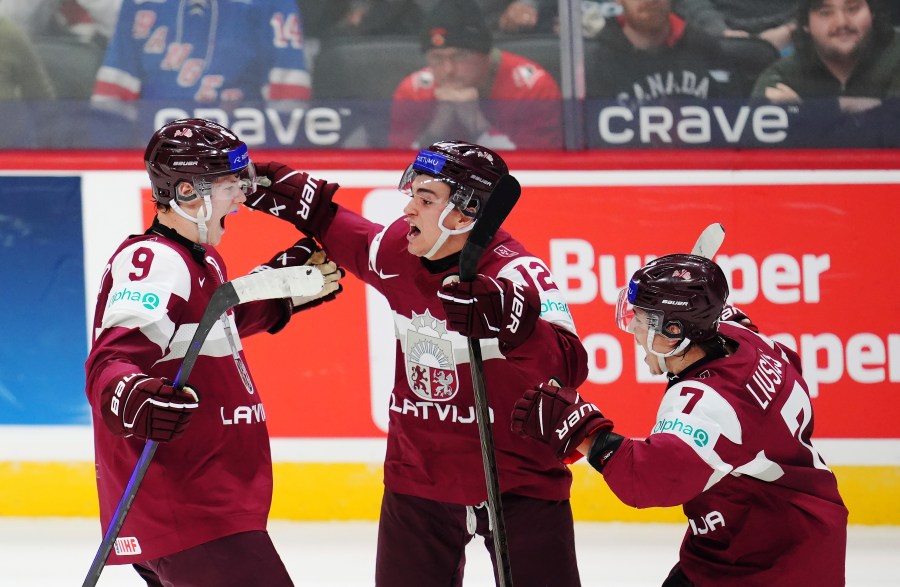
[405,309,458,401]
[114,536,142,555]
[493,245,517,258]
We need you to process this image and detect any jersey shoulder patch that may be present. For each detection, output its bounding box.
[104,239,191,326]
[656,380,743,452]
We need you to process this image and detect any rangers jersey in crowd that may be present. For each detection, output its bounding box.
[601,322,848,586]
[390,50,562,150]
[320,207,588,505]
[85,222,289,564]
[92,0,310,105]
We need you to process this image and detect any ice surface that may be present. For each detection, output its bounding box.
[0,518,896,586]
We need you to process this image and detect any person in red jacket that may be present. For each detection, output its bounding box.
[244,140,588,585]
[85,118,341,586]
[512,253,848,586]
[389,0,562,150]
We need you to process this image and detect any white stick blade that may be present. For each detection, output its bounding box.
[691,223,725,259]
[232,266,325,303]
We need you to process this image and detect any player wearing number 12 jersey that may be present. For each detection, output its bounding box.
[244,140,589,585]
[513,253,848,586]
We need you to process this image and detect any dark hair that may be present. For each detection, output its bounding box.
[794,0,895,59]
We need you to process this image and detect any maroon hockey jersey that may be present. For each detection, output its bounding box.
[321,207,588,504]
[602,322,848,586]
[85,227,288,564]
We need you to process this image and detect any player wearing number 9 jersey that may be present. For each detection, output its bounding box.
[84,119,343,586]
[512,253,848,586]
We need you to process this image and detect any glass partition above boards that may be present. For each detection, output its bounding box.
[1,0,898,151]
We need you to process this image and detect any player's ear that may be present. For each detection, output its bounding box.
[452,212,475,231]
[177,181,195,198]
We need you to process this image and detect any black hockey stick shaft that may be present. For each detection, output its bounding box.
[82,283,241,587]
[459,174,521,587]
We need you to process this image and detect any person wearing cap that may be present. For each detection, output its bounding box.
[245,140,588,585]
[389,0,562,150]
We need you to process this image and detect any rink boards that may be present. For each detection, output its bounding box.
[0,152,898,524]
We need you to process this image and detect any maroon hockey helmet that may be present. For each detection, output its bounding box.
[617,254,729,342]
[144,118,255,205]
[398,140,508,218]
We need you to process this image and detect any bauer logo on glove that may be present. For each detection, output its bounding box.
[438,273,540,349]
[246,161,339,236]
[511,380,613,464]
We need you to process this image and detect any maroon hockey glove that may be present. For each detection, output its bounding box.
[720,303,759,333]
[104,375,199,442]
[246,161,339,236]
[251,238,344,314]
[511,382,613,464]
[438,275,540,349]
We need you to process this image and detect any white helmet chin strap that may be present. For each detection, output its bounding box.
[423,202,474,259]
[170,195,213,244]
[646,328,692,373]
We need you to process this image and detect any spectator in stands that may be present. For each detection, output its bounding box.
[389,0,562,150]
[91,0,310,120]
[0,0,120,45]
[585,0,741,106]
[485,0,558,34]
[300,0,423,38]
[417,0,558,35]
[752,0,900,114]
[0,17,56,101]
[671,0,799,53]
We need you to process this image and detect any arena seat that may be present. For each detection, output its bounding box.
[312,36,424,99]
[494,34,562,86]
[717,36,781,96]
[32,35,106,100]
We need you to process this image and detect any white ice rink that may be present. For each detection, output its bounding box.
[1,518,897,586]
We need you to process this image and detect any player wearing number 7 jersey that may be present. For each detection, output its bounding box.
[512,253,848,586]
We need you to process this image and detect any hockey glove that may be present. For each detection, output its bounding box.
[511,382,613,464]
[438,275,540,349]
[251,238,344,313]
[104,374,199,442]
[245,161,339,236]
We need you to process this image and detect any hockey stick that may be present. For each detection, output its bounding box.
[458,174,521,587]
[690,223,725,259]
[82,265,325,587]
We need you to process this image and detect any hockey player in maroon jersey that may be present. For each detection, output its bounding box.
[244,141,589,585]
[512,253,848,586]
[85,118,341,586]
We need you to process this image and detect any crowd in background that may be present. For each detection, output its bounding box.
[1,0,899,148]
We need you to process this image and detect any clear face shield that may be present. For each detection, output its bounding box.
[172,161,258,244]
[616,285,691,373]
[615,287,663,334]
[398,164,478,217]
[398,163,479,259]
